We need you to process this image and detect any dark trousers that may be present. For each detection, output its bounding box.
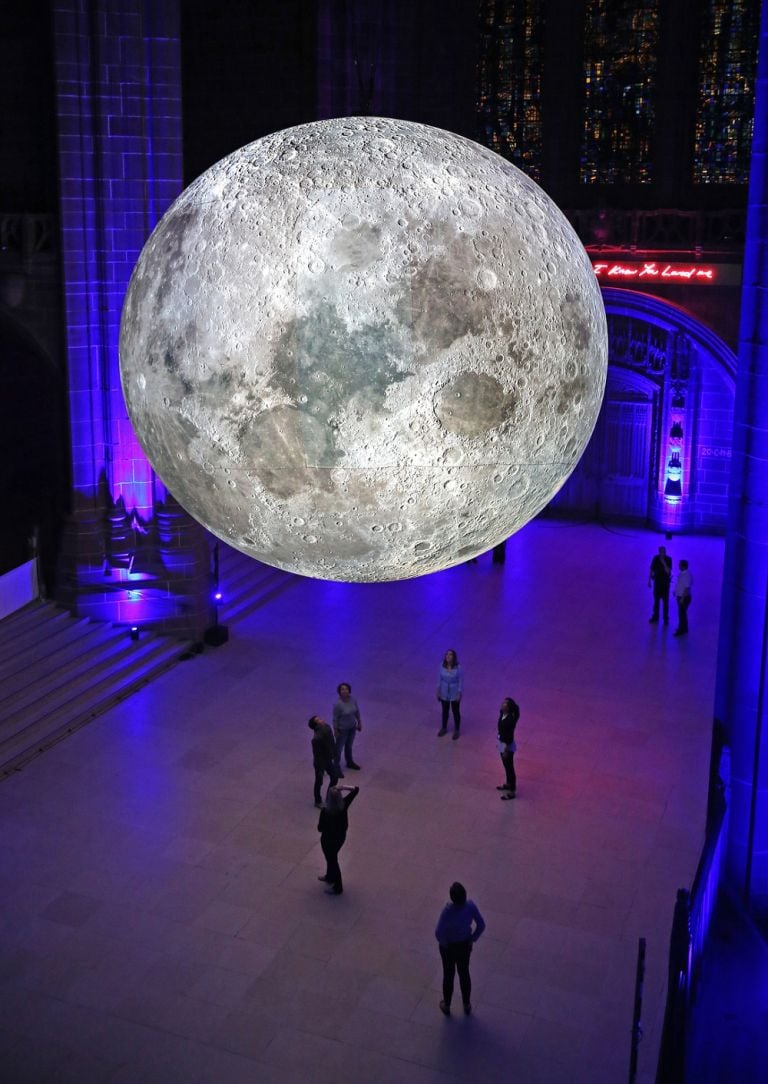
[676,594,691,633]
[321,834,345,891]
[314,763,339,804]
[440,699,461,731]
[501,750,516,792]
[652,586,670,623]
[439,940,472,1006]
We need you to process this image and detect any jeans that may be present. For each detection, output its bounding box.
[335,727,357,767]
[440,699,461,731]
[314,763,339,805]
[501,750,516,792]
[439,940,472,1006]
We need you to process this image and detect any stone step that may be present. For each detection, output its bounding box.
[0,544,296,776]
[0,600,52,646]
[0,636,185,775]
[223,573,297,624]
[0,633,179,737]
[0,623,141,715]
[0,619,121,702]
[0,613,94,682]
[215,545,296,625]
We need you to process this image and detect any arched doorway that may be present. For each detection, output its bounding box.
[548,289,737,532]
[0,312,66,592]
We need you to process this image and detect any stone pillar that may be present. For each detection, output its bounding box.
[316,0,478,138]
[53,0,212,638]
[715,1,768,909]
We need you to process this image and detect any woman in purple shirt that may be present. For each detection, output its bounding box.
[434,881,485,1015]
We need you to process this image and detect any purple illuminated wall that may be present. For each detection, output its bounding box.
[715,1,768,909]
[53,0,211,638]
[548,288,736,532]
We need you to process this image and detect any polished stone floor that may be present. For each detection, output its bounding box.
[0,521,725,1083]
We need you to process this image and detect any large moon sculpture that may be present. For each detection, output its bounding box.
[120,117,607,582]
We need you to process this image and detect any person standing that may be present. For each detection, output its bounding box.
[308,715,339,808]
[333,682,362,771]
[317,784,359,895]
[491,540,507,564]
[434,882,486,1015]
[648,545,673,625]
[673,560,693,637]
[496,697,519,800]
[437,648,464,740]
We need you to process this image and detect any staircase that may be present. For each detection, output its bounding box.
[0,548,296,776]
[0,601,187,775]
[214,543,296,626]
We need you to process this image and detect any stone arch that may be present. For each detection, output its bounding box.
[601,287,736,385]
[548,288,737,531]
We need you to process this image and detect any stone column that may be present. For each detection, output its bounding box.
[53,0,212,638]
[715,1,768,908]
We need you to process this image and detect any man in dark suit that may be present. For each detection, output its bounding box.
[648,545,673,625]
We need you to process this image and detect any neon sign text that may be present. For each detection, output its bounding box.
[592,261,717,283]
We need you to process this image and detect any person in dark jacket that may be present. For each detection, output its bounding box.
[317,784,359,895]
[496,697,520,800]
[308,715,339,808]
[434,882,485,1015]
[648,545,673,625]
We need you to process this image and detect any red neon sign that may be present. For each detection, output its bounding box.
[591,260,718,283]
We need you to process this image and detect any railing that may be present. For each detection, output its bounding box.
[1,210,744,262]
[565,208,746,255]
[654,746,730,1083]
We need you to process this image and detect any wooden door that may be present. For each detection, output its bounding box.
[546,393,653,522]
[597,399,652,520]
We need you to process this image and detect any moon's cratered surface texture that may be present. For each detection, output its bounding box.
[119,117,607,582]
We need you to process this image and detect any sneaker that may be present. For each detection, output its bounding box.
[347,762,361,770]
[439,1000,450,1015]
[437,728,448,737]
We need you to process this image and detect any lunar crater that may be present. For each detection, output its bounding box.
[120,117,607,581]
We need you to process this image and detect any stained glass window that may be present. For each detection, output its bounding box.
[694,0,759,184]
[581,0,659,185]
[476,0,543,180]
